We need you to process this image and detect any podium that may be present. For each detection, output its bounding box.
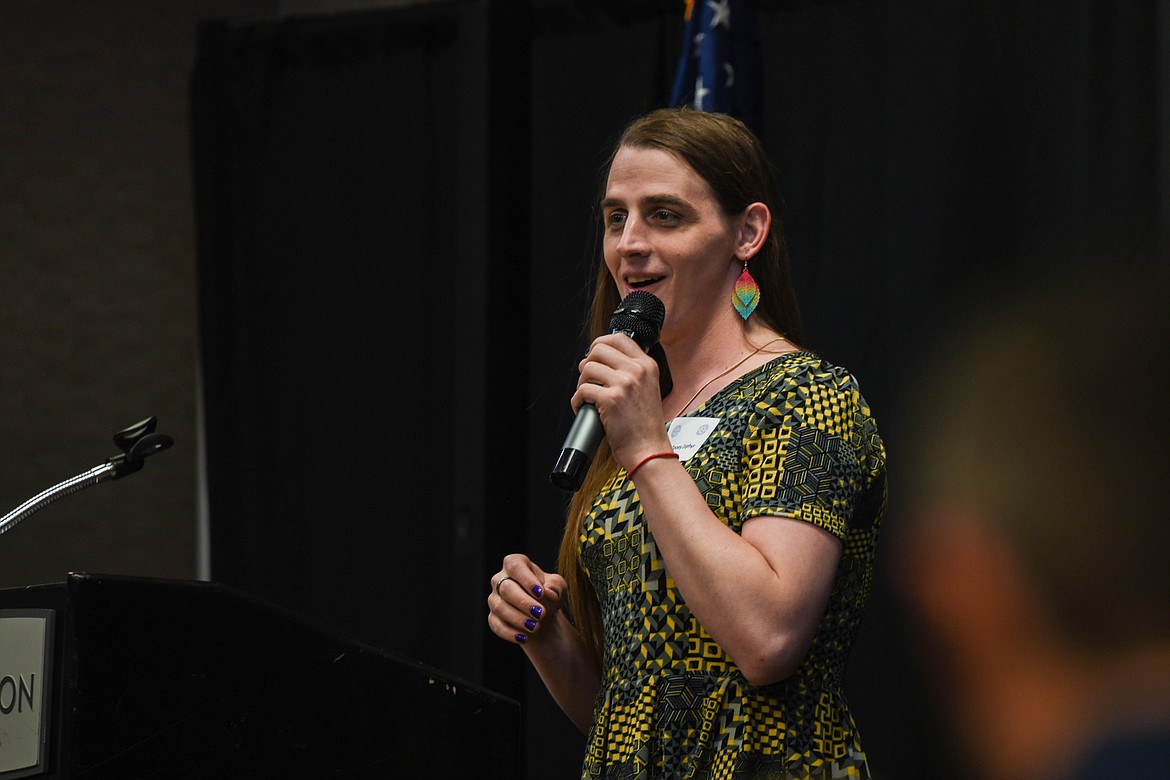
[0,573,519,779]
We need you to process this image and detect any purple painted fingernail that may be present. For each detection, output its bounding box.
[524,619,537,631]
[530,605,543,619]
[531,584,544,598]
[515,633,528,644]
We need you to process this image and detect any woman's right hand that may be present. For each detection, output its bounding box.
[572,332,671,473]
[487,553,567,646]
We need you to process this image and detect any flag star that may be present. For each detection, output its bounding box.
[691,31,704,57]
[707,0,731,30]
[693,75,710,109]
[723,60,735,87]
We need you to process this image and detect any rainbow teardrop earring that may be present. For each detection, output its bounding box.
[733,261,761,320]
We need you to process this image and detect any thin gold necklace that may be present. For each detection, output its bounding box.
[668,336,786,420]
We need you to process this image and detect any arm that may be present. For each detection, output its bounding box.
[487,554,601,732]
[629,457,841,685]
[574,335,842,685]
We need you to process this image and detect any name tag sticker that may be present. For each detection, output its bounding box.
[666,417,721,462]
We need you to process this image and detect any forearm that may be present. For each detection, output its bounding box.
[629,455,839,684]
[523,610,602,733]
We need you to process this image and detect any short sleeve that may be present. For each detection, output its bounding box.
[740,363,874,541]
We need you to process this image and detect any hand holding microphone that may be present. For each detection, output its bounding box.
[550,291,666,492]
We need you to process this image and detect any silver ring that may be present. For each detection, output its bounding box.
[495,575,514,596]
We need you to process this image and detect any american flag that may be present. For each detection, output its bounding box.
[669,0,763,132]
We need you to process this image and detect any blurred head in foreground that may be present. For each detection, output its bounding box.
[895,264,1170,780]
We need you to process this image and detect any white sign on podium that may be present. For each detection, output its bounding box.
[0,610,53,778]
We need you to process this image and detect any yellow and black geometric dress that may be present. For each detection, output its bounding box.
[579,352,887,780]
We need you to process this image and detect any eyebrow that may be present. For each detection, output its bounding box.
[600,193,692,211]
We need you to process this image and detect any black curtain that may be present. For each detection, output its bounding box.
[191,0,532,695]
[192,2,1168,778]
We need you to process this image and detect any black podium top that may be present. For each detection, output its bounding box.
[0,573,519,779]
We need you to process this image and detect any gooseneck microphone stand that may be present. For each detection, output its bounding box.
[0,416,173,537]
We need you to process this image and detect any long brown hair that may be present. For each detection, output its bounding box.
[556,107,804,666]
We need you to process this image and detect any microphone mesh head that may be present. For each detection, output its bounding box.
[610,291,666,349]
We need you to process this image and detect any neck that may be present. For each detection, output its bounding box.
[662,321,790,419]
[953,638,1170,780]
[663,315,777,371]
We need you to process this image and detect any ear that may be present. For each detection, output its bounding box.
[894,509,1051,665]
[735,202,771,261]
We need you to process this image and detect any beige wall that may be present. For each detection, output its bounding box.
[0,0,426,587]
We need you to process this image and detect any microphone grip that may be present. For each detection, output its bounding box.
[549,402,604,492]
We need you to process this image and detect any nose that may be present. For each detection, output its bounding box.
[614,213,650,257]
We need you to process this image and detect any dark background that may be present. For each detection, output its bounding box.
[4,1,1167,778]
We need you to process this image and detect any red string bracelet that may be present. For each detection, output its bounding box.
[627,450,680,479]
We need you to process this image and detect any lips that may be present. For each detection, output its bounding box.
[626,275,663,289]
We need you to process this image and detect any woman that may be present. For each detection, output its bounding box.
[487,107,887,779]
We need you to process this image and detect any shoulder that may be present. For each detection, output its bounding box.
[757,352,869,407]
[752,354,885,455]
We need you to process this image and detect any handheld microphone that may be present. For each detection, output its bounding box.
[549,291,666,492]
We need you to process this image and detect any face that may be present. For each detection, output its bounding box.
[600,145,745,342]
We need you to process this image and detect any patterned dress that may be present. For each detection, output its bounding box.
[579,352,887,780]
